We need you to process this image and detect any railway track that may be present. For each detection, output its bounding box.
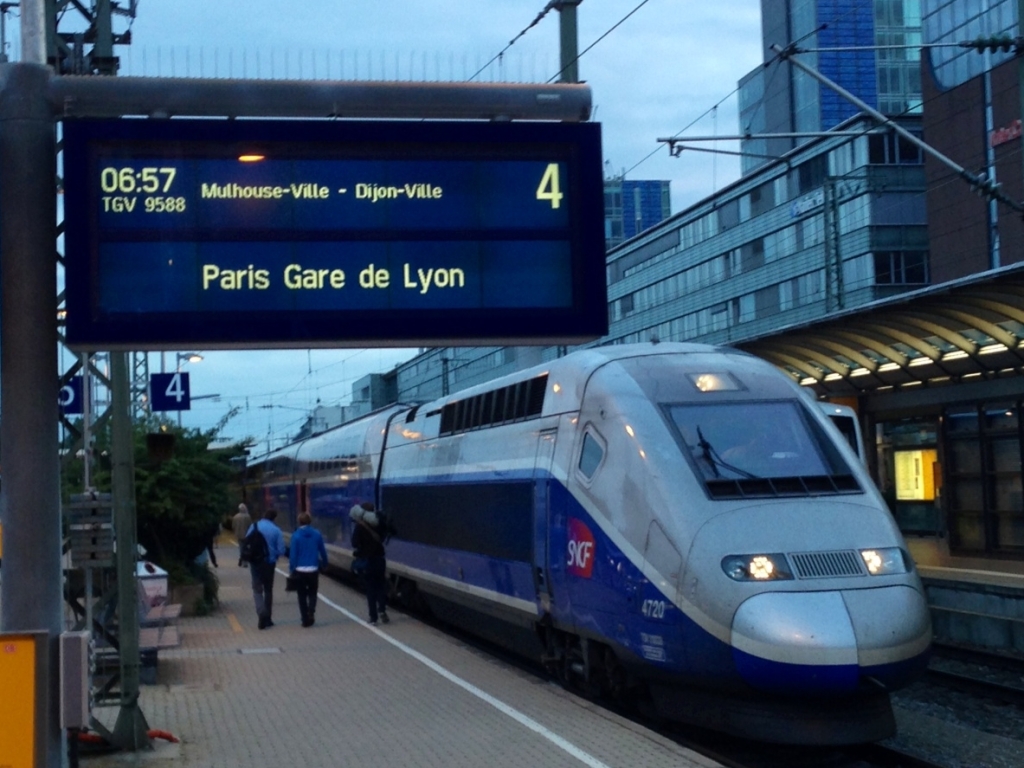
[928,642,1024,707]
[659,728,948,768]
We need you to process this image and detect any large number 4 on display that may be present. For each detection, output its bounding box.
[535,163,563,209]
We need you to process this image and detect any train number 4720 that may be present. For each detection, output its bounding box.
[641,599,666,619]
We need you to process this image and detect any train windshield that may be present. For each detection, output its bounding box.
[667,401,848,482]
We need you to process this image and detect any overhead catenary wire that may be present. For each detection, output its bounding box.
[467,0,562,82]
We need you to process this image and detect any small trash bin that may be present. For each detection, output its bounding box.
[136,561,168,607]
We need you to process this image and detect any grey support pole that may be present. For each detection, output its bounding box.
[557,0,581,84]
[109,351,151,750]
[0,62,62,766]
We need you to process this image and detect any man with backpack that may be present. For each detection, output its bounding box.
[242,508,285,629]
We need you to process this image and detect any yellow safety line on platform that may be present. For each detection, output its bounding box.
[227,613,244,633]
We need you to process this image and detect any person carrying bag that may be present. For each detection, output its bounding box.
[350,502,389,625]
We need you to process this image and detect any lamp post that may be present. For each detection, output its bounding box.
[174,352,203,427]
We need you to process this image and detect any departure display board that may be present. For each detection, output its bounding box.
[63,119,607,349]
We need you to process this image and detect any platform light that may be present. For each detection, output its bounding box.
[909,357,934,367]
[238,154,266,163]
[850,367,871,377]
[980,343,1008,355]
[878,362,901,372]
[942,350,969,361]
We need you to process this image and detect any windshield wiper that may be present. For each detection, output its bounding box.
[695,426,759,480]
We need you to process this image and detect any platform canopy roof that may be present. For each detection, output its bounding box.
[734,262,1024,398]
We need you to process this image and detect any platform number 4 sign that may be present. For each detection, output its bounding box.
[150,372,191,412]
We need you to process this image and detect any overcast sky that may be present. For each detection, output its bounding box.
[45,0,764,449]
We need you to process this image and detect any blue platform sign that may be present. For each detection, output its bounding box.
[150,372,191,412]
[59,376,84,415]
[62,119,607,349]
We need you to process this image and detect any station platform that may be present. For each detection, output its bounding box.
[916,565,1024,655]
[84,549,722,768]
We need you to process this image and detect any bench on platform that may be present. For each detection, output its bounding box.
[136,581,182,682]
[137,580,182,627]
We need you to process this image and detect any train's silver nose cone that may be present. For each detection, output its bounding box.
[731,591,860,692]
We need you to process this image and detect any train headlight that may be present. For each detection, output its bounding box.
[859,547,909,575]
[721,554,793,581]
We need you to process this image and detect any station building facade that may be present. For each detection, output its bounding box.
[368,5,1024,577]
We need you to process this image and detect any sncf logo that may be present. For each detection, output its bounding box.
[567,517,596,578]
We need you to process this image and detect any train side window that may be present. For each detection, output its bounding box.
[578,431,606,479]
[493,388,508,424]
[511,382,524,419]
[440,403,455,434]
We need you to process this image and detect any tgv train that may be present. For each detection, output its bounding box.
[244,342,931,744]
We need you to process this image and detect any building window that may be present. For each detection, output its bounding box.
[710,303,730,332]
[754,285,780,318]
[797,155,827,192]
[801,214,824,248]
[797,270,825,304]
[874,251,929,284]
[869,131,924,164]
[741,239,765,272]
[944,403,1024,555]
[843,253,874,290]
[717,199,740,232]
[738,293,755,323]
[780,280,795,311]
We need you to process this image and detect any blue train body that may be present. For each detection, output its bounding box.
[246,342,931,744]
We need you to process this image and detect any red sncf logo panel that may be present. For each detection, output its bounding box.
[567,517,596,578]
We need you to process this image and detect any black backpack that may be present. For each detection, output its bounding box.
[240,525,269,565]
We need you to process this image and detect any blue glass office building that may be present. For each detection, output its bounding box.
[604,179,672,249]
[739,0,922,175]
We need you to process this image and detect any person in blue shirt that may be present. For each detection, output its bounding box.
[247,508,285,630]
[289,512,329,627]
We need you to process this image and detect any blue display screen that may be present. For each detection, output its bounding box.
[64,119,607,349]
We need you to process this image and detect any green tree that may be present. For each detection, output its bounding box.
[63,412,248,574]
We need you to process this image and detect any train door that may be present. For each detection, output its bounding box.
[533,427,558,616]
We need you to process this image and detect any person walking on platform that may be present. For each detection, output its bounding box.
[232,503,252,567]
[246,508,284,630]
[351,502,389,625]
[289,512,328,627]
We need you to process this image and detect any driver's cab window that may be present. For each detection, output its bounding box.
[578,430,605,479]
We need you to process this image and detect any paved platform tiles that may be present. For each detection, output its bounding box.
[85,554,721,768]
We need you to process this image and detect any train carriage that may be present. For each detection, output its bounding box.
[248,342,931,744]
